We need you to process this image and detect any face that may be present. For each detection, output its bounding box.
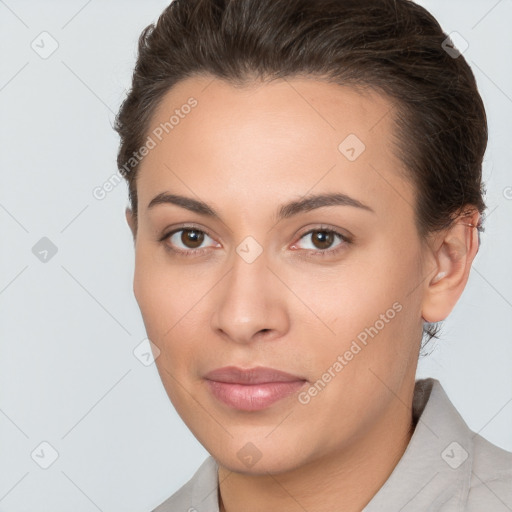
[127,75,430,474]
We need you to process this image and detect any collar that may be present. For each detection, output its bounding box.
[363,377,472,511]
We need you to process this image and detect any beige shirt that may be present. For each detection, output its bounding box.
[152,378,512,511]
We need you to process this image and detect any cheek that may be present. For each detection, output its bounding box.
[295,262,398,342]
[304,243,421,371]
[133,248,179,343]
[132,250,209,367]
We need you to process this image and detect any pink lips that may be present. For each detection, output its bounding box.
[204,366,307,411]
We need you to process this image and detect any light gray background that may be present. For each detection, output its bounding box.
[1,1,511,510]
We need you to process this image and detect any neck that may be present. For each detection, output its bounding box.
[218,386,416,512]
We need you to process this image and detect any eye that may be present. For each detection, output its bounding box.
[291,227,351,257]
[159,225,219,256]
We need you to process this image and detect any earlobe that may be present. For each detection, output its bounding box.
[421,211,480,323]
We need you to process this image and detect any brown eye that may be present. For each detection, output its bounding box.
[291,226,352,258]
[160,226,219,256]
[310,230,336,250]
[178,228,205,249]
[297,229,345,252]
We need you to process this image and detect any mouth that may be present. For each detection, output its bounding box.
[203,366,308,411]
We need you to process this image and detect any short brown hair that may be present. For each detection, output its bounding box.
[114,0,488,350]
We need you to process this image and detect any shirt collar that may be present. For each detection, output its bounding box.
[363,377,472,511]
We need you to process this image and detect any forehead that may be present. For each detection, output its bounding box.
[137,75,414,223]
[147,75,396,155]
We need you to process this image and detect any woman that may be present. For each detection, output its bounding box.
[114,0,512,510]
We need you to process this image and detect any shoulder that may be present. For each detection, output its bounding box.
[423,378,512,511]
[364,378,512,512]
[151,456,219,512]
[465,433,512,511]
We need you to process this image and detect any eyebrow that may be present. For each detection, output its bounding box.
[147,191,375,221]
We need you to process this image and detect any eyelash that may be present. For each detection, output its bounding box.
[158,224,352,259]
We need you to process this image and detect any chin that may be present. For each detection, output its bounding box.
[201,432,314,476]
[215,451,300,476]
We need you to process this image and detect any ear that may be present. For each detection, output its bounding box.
[421,209,481,323]
[125,207,137,240]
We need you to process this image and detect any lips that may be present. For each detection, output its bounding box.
[204,366,305,384]
[204,366,307,411]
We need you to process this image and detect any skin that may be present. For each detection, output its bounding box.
[125,75,480,512]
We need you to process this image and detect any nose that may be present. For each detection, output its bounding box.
[210,248,290,345]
